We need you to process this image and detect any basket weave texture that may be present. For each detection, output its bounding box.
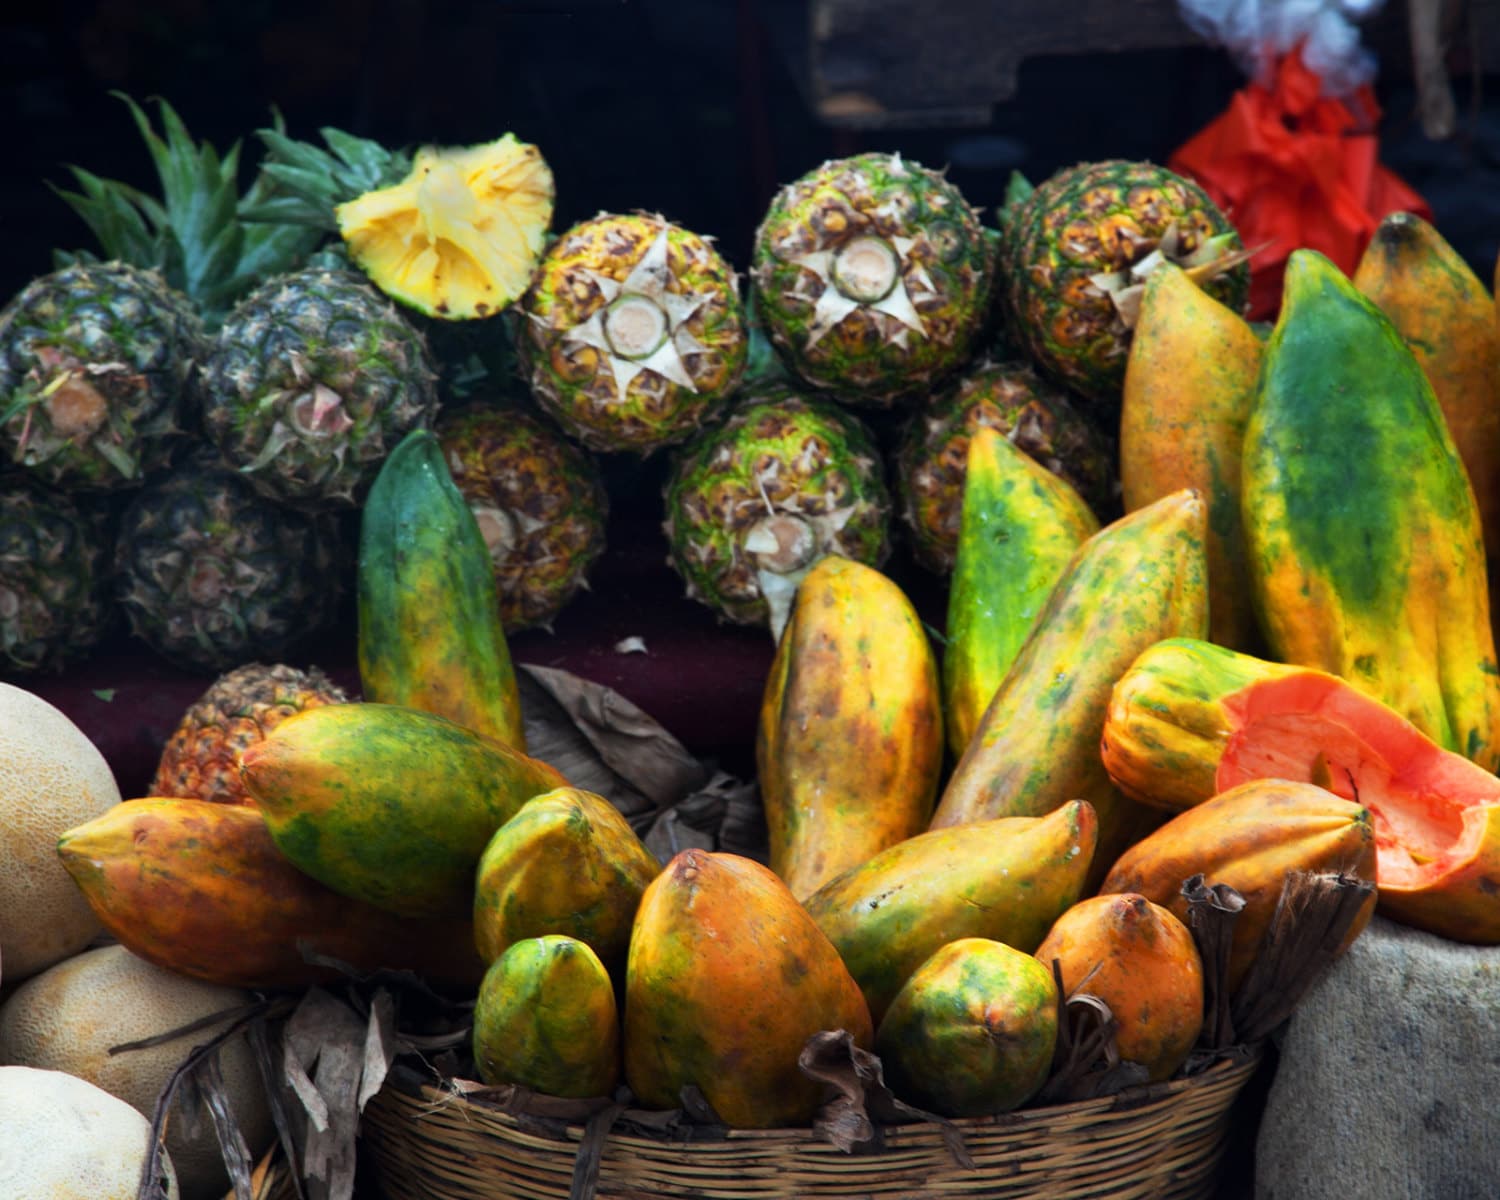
[359,1051,1260,1200]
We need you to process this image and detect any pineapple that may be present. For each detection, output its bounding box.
[662,388,891,636]
[895,360,1118,573]
[517,212,749,454]
[199,265,441,508]
[0,482,113,674]
[750,152,995,406]
[113,450,344,672]
[1001,159,1249,409]
[436,403,609,632]
[0,262,201,490]
[150,661,350,803]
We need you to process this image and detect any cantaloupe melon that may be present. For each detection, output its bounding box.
[0,683,121,980]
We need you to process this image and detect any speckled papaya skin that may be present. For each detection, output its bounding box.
[875,937,1057,1117]
[472,787,660,974]
[756,555,943,900]
[622,849,872,1128]
[943,425,1099,759]
[55,798,484,990]
[471,935,620,1098]
[239,702,567,919]
[1099,778,1377,991]
[358,428,526,750]
[1243,248,1500,770]
[931,488,1208,874]
[804,799,1096,1027]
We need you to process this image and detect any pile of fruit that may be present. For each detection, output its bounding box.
[3,87,1500,1200]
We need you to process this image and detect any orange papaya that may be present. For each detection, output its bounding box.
[874,938,1057,1117]
[1242,247,1500,769]
[55,799,484,991]
[943,425,1098,759]
[239,701,567,919]
[358,428,526,749]
[1099,778,1377,991]
[931,488,1208,872]
[1353,212,1500,565]
[756,555,942,900]
[1120,261,1263,651]
[623,849,872,1127]
[804,799,1096,1027]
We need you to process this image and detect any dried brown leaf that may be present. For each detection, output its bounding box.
[1182,873,1246,1052]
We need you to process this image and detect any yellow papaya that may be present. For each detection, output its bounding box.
[1120,261,1263,651]
[623,850,872,1127]
[1242,247,1500,768]
[943,425,1098,759]
[756,555,942,900]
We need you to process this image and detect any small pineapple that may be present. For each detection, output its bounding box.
[750,152,995,406]
[0,262,201,490]
[662,388,891,636]
[1001,159,1250,409]
[199,265,440,508]
[114,450,344,672]
[0,482,113,674]
[517,212,749,454]
[435,403,609,632]
[895,360,1118,573]
[150,661,350,803]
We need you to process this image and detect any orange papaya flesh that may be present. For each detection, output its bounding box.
[55,798,485,991]
[756,555,943,901]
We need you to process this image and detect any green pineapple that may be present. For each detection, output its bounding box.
[750,152,995,406]
[435,403,609,632]
[113,450,344,672]
[517,212,749,454]
[0,482,114,674]
[662,388,891,636]
[1000,159,1250,409]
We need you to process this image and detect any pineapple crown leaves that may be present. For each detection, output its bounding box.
[241,125,413,233]
[50,91,324,324]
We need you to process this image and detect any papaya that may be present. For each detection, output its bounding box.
[1099,778,1378,991]
[623,849,872,1128]
[358,428,526,750]
[472,787,660,975]
[55,799,485,991]
[471,935,620,1098]
[943,425,1099,759]
[874,937,1057,1117]
[238,702,567,919]
[1242,247,1500,769]
[805,799,1096,1027]
[1034,893,1203,1082]
[1120,261,1263,651]
[1353,212,1500,566]
[756,555,943,900]
[930,488,1208,874]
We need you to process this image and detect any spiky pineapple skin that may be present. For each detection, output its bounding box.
[435,404,609,632]
[199,266,440,507]
[896,360,1118,572]
[114,451,344,672]
[751,153,995,405]
[518,213,748,454]
[1002,159,1248,406]
[150,661,350,803]
[662,388,891,626]
[0,483,113,674]
[0,262,201,490]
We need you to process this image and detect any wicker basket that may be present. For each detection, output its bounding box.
[358,1050,1261,1200]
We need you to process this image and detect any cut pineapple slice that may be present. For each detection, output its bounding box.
[336,134,554,320]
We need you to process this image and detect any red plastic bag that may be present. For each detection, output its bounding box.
[1169,46,1431,319]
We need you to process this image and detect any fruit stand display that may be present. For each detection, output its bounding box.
[3,5,1500,1199]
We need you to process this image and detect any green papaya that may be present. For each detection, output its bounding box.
[238,702,567,918]
[1242,248,1500,769]
[358,428,526,750]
